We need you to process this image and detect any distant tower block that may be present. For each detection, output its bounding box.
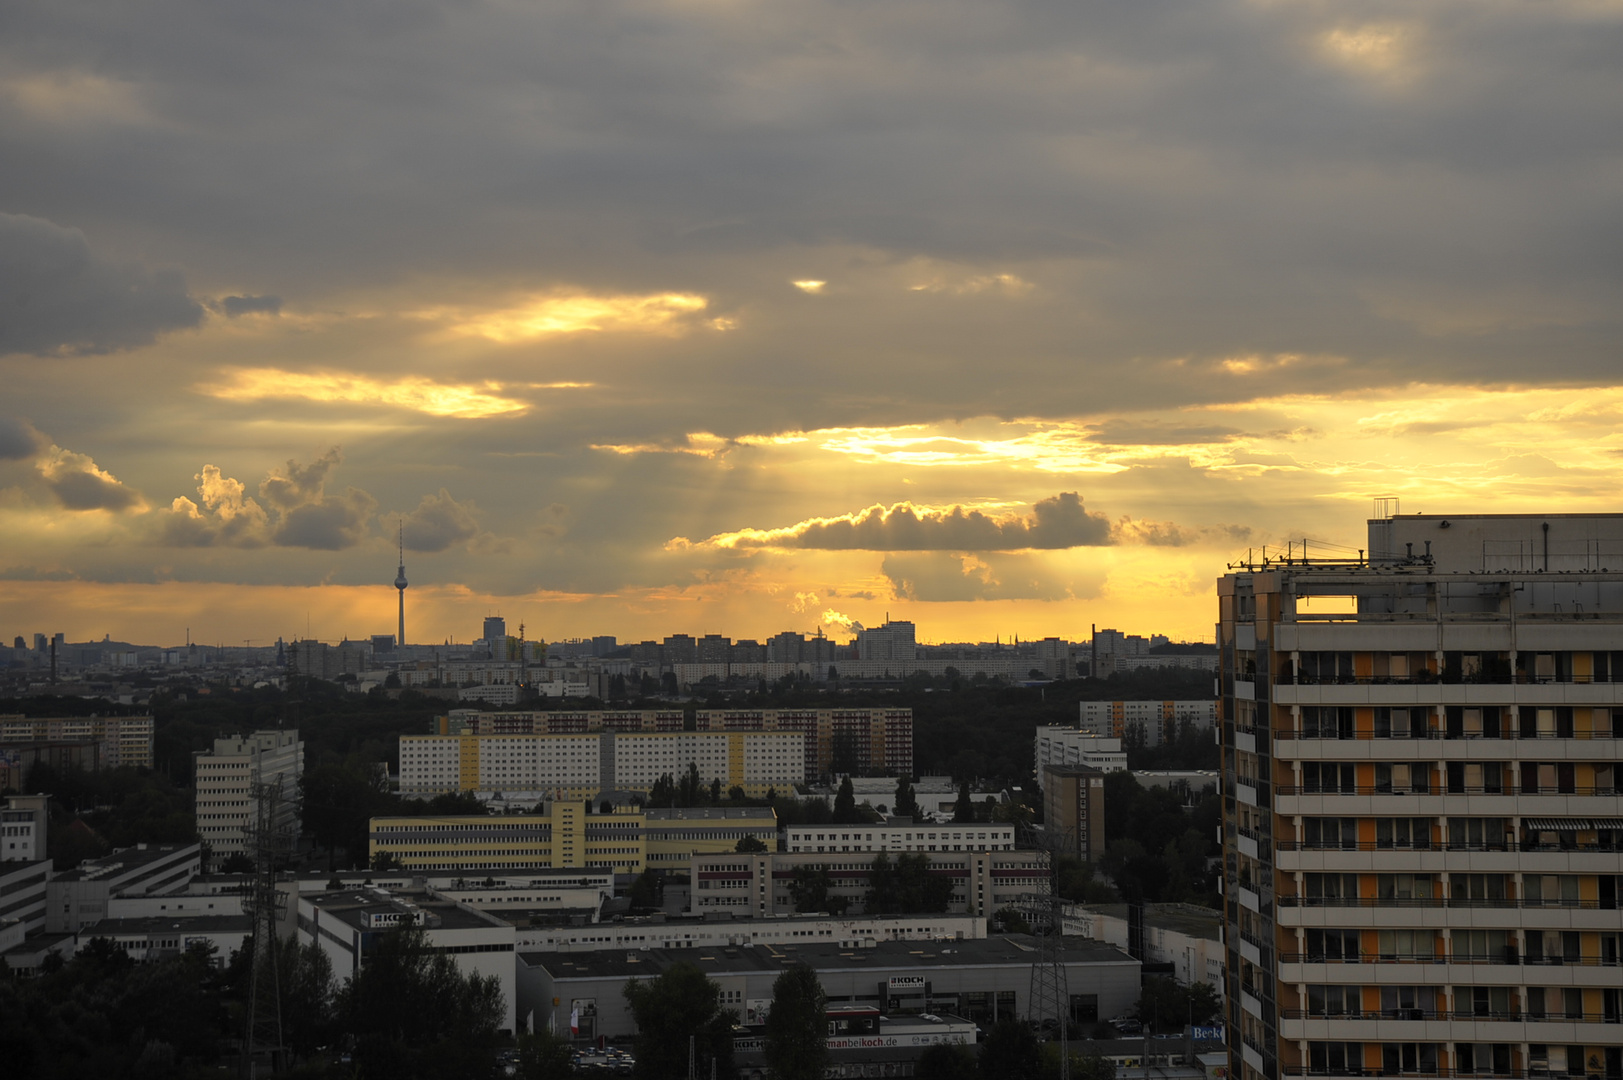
[395,520,408,648]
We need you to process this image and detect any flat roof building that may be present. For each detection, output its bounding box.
[194,729,303,872]
[691,848,1049,918]
[297,886,517,1034]
[1034,728,1127,788]
[47,842,202,933]
[369,802,778,878]
[516,934,1140,1044]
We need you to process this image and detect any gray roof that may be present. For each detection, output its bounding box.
[52,843,200,883]
[643,807,777,821]
[304,889,509,932]
[83,915,253,935]
[522,934,1134,980]
[1081,902,1222,942]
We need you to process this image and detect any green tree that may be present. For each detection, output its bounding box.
[893,776,918,820]
[623,961,738,1080]
[787,865,846,914]
[1138,976,1221,1032]
[980,1018,1041,1080]
[916,1042,978,1080]
[735,835,768,853]
[866,851,953,914]
[274,933,336,1063]
[762,964,827,1080]
[515,1027,575,1080]
[832,776,858,823]
[629,869,663,909]
[952,780,974,823]
[341,922,505,1079]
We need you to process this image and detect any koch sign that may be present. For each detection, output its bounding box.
[887,976,927,991]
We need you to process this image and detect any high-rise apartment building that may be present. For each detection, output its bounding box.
[694,708,914,779]
[1219,512,1623,1080]
[1043,764,1106,863]
[193,730,304,871]
[0,714,155,769]
[856,620,917,663]
[1080,699,1217,747]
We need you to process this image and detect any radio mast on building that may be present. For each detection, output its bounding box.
[394,518,408,648]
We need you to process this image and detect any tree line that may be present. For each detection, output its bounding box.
[0,922,503,1080]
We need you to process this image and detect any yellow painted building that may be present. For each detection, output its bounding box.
[369,802,778,876]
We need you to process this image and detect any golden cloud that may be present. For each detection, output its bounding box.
[199,368,531,418]
[417,290,709,341]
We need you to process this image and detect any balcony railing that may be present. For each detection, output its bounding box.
[1280,951,1621,966]
[1277,784,1623,796]
[1275,729,1622,742]
[1277,895,1621,910]
[1282,1008,1622,1023]
[1282,1068,1547,1079]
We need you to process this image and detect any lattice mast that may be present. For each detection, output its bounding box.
[1022,822,1075,1080]
[242,779,291,1077]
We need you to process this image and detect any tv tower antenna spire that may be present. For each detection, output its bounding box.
[394,517,408,649]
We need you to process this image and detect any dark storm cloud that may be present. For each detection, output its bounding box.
[401,489,481,552]
[0,417,46,460]
[0,0,1617,414]
[44,467,144,511]
[272,487,378,550]
[0,213,202,357]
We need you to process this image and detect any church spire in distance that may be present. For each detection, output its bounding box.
[395,518,408,648]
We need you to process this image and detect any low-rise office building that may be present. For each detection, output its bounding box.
[782,821,1016,854]
[691,849,1050,917]
[0,857,51,935]
[46,842,202,932]
[1064,901,1226,992]
[80,914,252,964]
[516,910,986,952]
[297,886,518,1034]
[516,935,1139,1042]
[369,802,778,877]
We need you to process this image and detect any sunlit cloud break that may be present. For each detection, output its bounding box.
[416,290,709,341]
[678,492,1113,552]
[200,368,532,418]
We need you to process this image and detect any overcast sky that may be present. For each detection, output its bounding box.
[3,0,1621,647]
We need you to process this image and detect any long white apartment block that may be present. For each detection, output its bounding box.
[1080,699,1217,747]
[399,729,804,799]
[193,729,303,871]
[1033,727,1127,790]
[783,821,1016,854]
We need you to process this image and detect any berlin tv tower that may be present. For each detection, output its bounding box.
[394,518,408,648]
